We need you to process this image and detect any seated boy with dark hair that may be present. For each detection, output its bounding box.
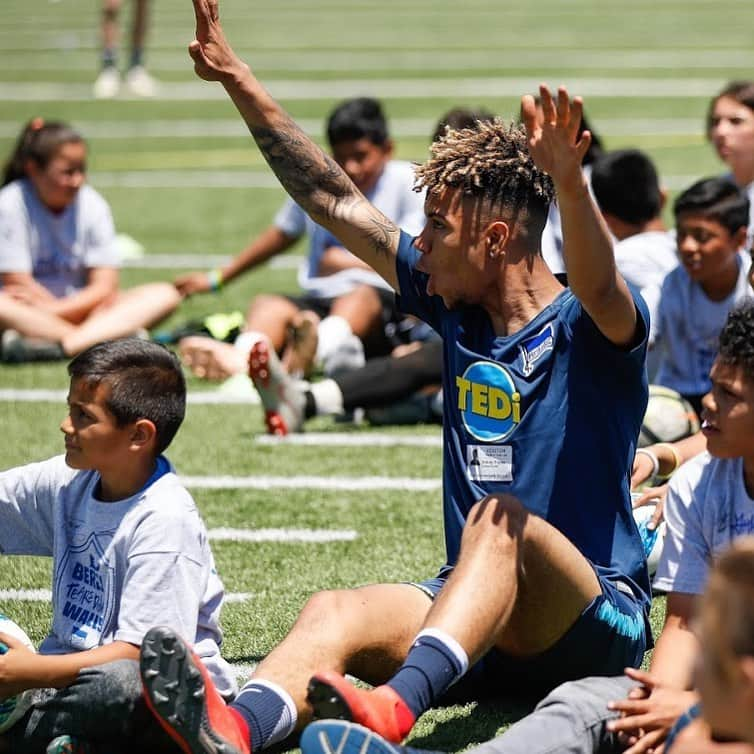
[0,338,235,754]
[654,176,752,417]
[590,149,678,365]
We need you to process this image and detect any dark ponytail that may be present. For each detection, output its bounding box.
[2,119,85,187]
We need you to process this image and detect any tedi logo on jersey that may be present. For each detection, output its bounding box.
[456,361,521,442]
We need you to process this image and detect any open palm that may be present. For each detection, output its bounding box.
[521,84,591,195]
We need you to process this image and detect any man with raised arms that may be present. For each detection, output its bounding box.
[136,3,653,753]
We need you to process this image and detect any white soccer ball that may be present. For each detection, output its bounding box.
[639,385,700,447]
[632,502,666,577]
[0,614,36,734]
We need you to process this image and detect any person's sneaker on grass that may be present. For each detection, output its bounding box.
[139,625,250,754]
[248,337,306,436]
[1,329,65,363]
[92,66,120,99]
[124,65,158,97]
[307,671,415,744]
[301,720,440,754]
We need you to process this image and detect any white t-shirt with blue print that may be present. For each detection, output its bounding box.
[654,252,752,397]
[0,454,237,698]
[274,160,425,298]
[654,452,754,595]
[0,179,120,297]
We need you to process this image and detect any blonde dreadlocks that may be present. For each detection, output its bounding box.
[414,119,554,239]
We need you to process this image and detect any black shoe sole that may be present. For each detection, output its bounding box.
[306,676,355,722]
[140,626,240,754]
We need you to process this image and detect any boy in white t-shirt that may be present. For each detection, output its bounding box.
[654,177,751,418]
[0,338,234,754]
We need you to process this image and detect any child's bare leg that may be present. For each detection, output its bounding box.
[61,283,180,355]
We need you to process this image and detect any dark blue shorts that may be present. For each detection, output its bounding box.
[412,564,650,699]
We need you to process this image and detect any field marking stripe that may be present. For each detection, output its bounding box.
[181,475,441,491]
[0,588,252,602]
[0,118,710,140]
[9,49,754,72]
[85,170,706,191]
[119,254,301,270]
[255,432,442,447]
[0,388,259,405]
[0,78,729,102]
[208,527,358,542]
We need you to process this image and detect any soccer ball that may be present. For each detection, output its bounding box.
[0,614,36,733]
[632,500,666,577]
[639,385,700,447]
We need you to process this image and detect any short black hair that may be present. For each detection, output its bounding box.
[591,149,662,225]
[68,338,186,455]
[326,97,389,147]
[673,177,750,235]
[431,106,496,143]
[718,301,754,384]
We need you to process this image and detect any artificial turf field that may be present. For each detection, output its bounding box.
[1,0,752,749]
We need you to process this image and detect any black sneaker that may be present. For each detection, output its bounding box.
[1,330,65,363]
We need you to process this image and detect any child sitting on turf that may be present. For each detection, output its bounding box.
[653,176,752,418]
[0,338,235,754]
[0,119,180,363]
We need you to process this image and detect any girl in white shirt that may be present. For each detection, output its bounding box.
[0,119,179,362]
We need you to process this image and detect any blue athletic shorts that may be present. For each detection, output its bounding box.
[411,564,650,699]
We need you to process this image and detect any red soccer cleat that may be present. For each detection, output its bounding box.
[248,338,305,436]
[307,671,415,744]
[140,626,250,754]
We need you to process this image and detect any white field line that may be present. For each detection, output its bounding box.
[208,527,358,542]
[91,171,283,189]
[256,432,442,447]
[0,78,729,102]
[88,171,706,191]
[119,253,302,270]
[0,588,252,602]
[10,49,754,72]
[0,388,260,405]
[0,117,711,140]
[181,475,441,491]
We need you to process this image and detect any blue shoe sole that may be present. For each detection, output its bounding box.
[301,720,405,754]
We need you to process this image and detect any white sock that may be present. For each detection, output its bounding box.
[416,627,469,675]
[310,378,345,416]
[233,330,266,359]
[233,678,298,748]
[315,316,353,364]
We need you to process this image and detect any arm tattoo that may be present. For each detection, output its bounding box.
[251,114,400,259]
[251,115,354,221]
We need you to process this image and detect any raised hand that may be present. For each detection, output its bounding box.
[521,84,591,196]
[188,0,248,83]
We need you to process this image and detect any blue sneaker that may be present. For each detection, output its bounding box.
[300,720,442,754]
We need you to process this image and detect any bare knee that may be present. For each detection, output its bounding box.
[102,0,121,18]
[330,286,382,337]
[292,589,362,648]
[467,494,527,534]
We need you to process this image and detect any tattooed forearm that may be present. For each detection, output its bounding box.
[251,115,354,222]
[350,200,400,259]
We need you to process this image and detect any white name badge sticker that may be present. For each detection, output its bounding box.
[467,445,512,482]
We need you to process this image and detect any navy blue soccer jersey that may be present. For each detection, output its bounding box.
[395,231,652,611]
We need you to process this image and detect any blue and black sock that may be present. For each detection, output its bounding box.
[387,628,469,718]
[231,679,297,751]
